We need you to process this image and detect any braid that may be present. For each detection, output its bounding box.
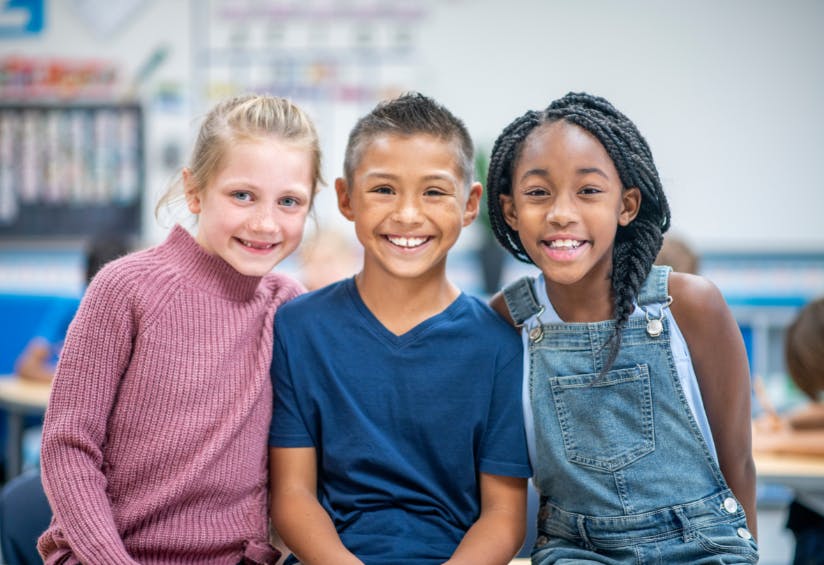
[486,110,542,263]
[487,92,671,369]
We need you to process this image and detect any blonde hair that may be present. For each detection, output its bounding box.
[155,94,324,220]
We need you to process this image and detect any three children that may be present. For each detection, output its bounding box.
[39,88,768,565]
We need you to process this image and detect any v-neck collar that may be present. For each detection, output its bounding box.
[343,276,466,349]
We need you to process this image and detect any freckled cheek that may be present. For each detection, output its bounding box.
[279,213,310,240]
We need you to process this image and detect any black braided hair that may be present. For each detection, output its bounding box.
[487,92,671,369]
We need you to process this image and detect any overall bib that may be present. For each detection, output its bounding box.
[504,266,758,564]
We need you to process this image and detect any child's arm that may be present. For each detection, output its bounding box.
[14,338,55,383]
[446,473,527,565]
[39,271,140,563]
[787,403,824,430]
[753,422,824,456]
[269,446,364,565]
[669,272,758,539]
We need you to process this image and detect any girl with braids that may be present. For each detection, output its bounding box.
[488,92,758,562]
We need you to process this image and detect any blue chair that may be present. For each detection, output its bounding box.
[0,469,52,565]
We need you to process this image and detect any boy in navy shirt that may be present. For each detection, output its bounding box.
[269,92,530,565]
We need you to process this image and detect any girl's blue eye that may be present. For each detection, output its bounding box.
[232,191,252,202]
[280,196,298,207]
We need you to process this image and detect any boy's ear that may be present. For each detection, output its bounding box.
[462,182,483,227]
[619,187,641,226]
[335,177,355,221]
[183,168,201,214]
[500,194,518,231]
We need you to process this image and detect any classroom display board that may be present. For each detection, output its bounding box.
[0,103,143,238]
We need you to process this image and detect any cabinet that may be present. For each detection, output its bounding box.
[0,103,144,238]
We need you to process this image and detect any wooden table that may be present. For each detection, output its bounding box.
[0,375,51,478]
[754,451,824,492]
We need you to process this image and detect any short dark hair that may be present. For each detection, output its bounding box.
[343,92,474,187]
[785,297,824,401]
[486,92,671,370]
[86,238,130,283]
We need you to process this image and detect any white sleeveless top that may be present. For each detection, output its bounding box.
[520,274,718,467]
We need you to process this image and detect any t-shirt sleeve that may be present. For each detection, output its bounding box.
[478,347,532,478]
[269,313,315,448]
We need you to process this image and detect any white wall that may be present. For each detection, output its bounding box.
[418,0,824,252]
[2,0,823,252]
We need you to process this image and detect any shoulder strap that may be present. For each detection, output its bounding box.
[637,264,672,307]
[502,276,543,326]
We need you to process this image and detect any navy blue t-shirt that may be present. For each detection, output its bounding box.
[269,277,530,565]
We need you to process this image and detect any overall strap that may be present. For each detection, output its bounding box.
[502,276,543,326]
[637,264,672,306]
[637,266,673,338]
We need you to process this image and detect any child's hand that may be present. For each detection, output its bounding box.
[786,402,824,430]
[752,414,824,456]
[751,416,791,452]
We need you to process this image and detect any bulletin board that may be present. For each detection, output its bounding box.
[0,103,144,238]
[191,0,428,109]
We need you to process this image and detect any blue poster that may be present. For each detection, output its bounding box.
[0,0,44,37]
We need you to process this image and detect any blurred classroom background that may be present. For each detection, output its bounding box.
[1,1,823,563]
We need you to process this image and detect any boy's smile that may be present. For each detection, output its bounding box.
[336,133,481,286]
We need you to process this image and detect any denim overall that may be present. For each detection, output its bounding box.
[504,266,758,564]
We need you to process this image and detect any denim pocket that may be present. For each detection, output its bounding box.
[549,364,654,472]
[693,523,759,562]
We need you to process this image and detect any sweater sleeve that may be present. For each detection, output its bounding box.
[39,265,141,565]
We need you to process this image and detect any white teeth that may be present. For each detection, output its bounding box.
[241,239,274,249]
[388,236,427,248]
[548,239,582,249]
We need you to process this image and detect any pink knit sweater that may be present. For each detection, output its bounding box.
[38,225,304,565]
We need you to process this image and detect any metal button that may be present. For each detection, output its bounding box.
[723,497,738,513]
[737,527,752,540]
[535,535,549,548]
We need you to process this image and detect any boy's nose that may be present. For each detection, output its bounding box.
[392,198,423,225]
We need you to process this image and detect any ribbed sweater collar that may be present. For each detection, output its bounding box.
[160,224,264,301]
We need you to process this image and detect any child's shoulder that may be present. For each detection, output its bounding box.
[454,292,522,340]
[275,278,350,319]
[86,247,159,293]
[668,271,731,334]
[668,272,726,312]
[261,271,307,302]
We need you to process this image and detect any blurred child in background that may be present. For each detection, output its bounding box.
[298,227,360,291]
[753,296,824,565]
[15,238,130,384]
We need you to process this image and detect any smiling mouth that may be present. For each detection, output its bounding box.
[238,238,278,250]
[544,239,584,249]
[386,235,430,249]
